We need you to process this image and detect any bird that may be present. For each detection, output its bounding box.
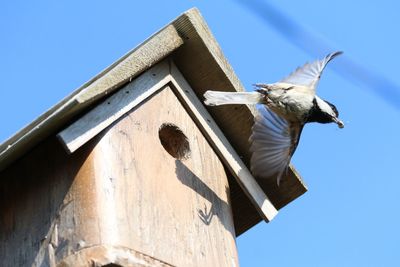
[203,51,344,185]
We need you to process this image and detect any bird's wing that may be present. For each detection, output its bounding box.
[279,51,343,91]
[250,106,304,185]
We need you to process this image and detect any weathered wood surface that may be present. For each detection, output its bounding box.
[0,138,89,267]
[0,86,239,267]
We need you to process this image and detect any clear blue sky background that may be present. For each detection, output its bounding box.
[1,1,399,266]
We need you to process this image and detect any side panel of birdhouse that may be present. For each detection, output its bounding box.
[55,85,239,267]
[0,137,93,267]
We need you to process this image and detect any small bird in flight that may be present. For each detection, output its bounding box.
[204,51,344,185]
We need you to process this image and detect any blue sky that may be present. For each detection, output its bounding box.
[1,1,399,266]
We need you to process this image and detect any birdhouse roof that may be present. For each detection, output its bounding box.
[0,8,306,235]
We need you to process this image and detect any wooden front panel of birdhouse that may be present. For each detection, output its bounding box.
[55,85,238,266]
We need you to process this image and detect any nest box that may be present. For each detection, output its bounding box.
[0,8,307,267]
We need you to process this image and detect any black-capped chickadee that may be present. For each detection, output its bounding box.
[204,51,344,185]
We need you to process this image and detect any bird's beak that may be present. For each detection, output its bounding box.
[333,117,344,128]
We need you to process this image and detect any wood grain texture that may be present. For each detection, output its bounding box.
[1,86,239,266]
[0,137,94,267]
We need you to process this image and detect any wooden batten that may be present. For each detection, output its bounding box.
[57,62,172,154]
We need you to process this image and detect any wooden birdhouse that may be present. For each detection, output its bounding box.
[0,8,307,267]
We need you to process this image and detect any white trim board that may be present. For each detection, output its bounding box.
[57,61,171,154]
[57,60,278,222]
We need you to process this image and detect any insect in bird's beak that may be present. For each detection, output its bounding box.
[333,117,345,128]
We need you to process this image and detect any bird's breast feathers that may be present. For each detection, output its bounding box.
[265,84,314,122]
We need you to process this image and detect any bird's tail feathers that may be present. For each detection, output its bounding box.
[203,90,262,106]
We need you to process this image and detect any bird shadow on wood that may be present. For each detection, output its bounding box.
[198,203,213,225]
[175,160,235,238]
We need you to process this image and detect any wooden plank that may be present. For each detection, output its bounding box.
[169,62,277,222]
[57,61,170,153]
[75,25,183,104]
[0,138,88,267]
[0,24,183,171]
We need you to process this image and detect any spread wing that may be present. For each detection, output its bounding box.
[249,106,304,185]
[280,51,343,90]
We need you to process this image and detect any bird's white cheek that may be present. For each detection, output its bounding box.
[315,96,336,117]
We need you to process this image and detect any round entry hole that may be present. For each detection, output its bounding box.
[158,123,190,160]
